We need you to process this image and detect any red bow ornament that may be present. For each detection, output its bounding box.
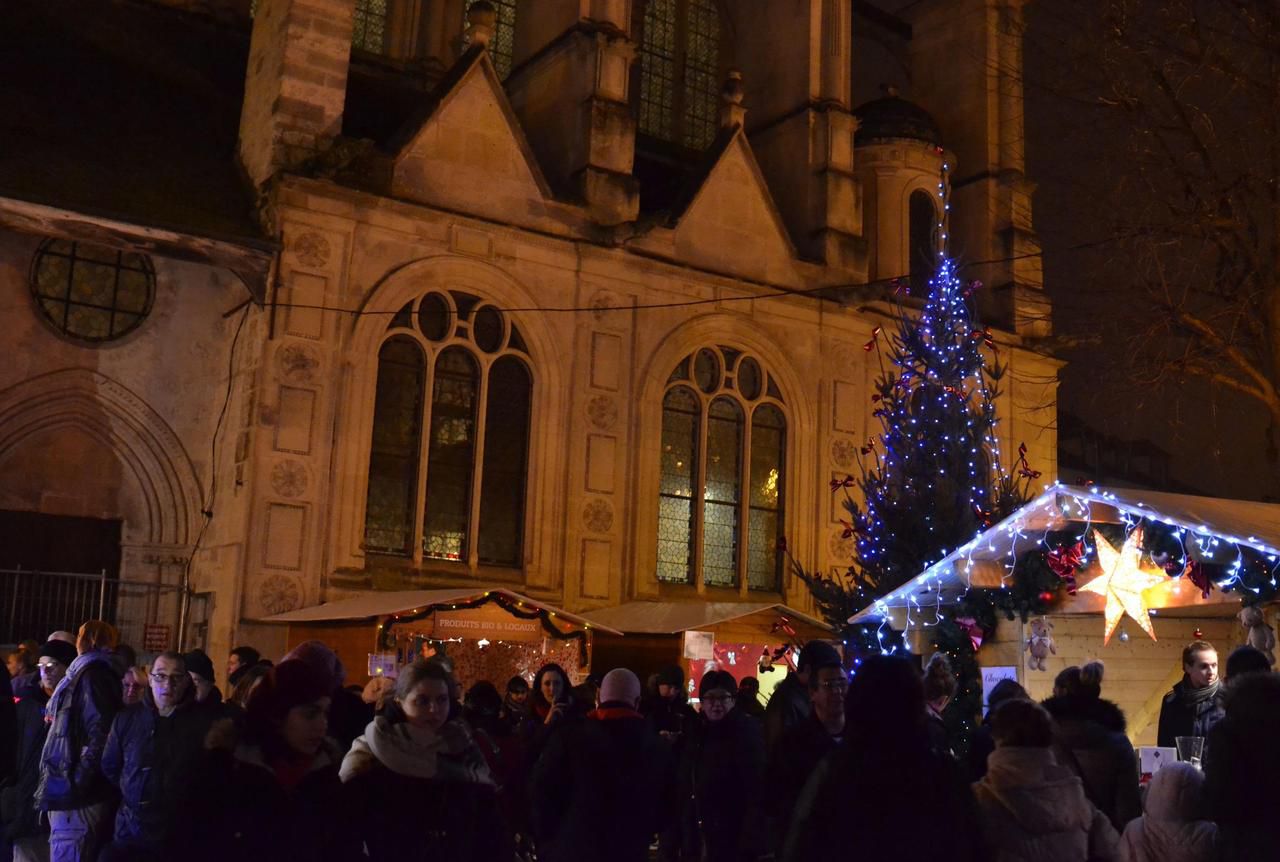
[1046,540,1085,595]
[955,616,984,652]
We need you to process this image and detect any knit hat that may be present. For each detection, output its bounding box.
[248,659,331,723]
[183,649,215,683]
[657,665,685,688]
[600,668,642,705]
[282,640,345,690]
[38,639,76,667]
[47,631,75,646]
[797,640,842,673]
[699,670,737,699]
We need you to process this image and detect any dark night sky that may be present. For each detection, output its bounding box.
[1021,2,1273,502]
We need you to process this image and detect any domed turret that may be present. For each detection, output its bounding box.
[854,88,942,147]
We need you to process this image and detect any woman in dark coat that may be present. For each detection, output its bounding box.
[782,656,981,862]
[341,660,509,862]
[669,671,766,862]
[1204,671,1280,860]
[183,659,361,862]
[1041,661,1141,831]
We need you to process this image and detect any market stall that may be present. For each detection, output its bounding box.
[582,600,834,704]
[851,485,1279,745]
[264,587,622,691]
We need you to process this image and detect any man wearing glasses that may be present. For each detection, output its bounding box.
[100,650,220,860]
[764,658,848,854]
[6,639,77,861]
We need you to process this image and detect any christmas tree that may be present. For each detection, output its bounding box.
[793,167,1045,747]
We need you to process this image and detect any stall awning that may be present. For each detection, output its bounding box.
[261,587,624,635]
[579,600,832,635]
[850,484,1280,623]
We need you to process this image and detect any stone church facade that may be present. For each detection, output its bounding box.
[0,0,1058,661]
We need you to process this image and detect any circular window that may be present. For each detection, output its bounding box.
[472,305,505,353]
[30,239,154,342]
[417,292,452,341]
[693,348,721,394]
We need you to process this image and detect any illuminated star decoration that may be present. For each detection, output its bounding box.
[1079,529,1168,644]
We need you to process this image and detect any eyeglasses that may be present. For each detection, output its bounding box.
[36,662,62,672]
[701,693,733,704]
[150,673,188,685]
[818,680,849,693]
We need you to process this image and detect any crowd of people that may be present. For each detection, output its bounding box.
[1,625,1277,862]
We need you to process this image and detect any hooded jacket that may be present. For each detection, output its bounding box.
[1118,763,1215,862]
[37,650,122,810]
[1042,694,1141,830]
[972,747,1120,862]
[340,716,508,862]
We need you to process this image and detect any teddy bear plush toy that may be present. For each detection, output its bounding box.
[1238,606,1276,666]
[1026,617,1056,671]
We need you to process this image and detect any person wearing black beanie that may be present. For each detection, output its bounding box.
[642,664,697,740]
[665,670,765,862]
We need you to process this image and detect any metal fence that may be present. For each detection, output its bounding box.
[0,567,210,652]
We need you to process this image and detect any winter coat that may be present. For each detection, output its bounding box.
[1042,694,1142,830]
[973,746,1120,862]
[1203,686,1280,862]
[340,716,508,862]
[783,728,981,862]
[182,735,361,862]
[926,704,955,759]
[673,708,765,862]
[0,667,14,784]
[968,721,997,781]
[1118,763,1215,862]
[529,702,670,862]
[763,673,809,752]
[1,686,51,840]
[1156,677,1224,749]
[37,650,123,810]
[100,688,220,846]
[765,712,841,853]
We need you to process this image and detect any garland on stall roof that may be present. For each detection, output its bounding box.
[377,591,591,665]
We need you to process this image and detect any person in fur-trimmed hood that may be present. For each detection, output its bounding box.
[1041,661,1141,831]
[340,659,509,862]
[1118,762,1215,862]
[973,699,1119,862]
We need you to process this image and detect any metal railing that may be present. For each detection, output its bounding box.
[0,567,210,652]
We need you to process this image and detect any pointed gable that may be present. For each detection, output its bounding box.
[668,129,798,282]
[389,49,552,224]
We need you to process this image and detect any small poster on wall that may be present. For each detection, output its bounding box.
[981,666,1019,714]
[682,631,714,661]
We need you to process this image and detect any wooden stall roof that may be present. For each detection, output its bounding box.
[579,601,832,635]
[851,484,1280,622]
[260,587,623,635]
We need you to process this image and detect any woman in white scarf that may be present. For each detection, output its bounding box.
[341,659,509,861]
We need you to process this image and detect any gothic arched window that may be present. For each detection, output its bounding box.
[909,188,939,293]
[658,346,785,591]
[364,291,531,567]
[634,0,727,151]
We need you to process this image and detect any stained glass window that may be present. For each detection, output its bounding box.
[423,348,478,561]
[465,0,518,78]
[656,346,786,591]
[636,0,724,150]
[477,356,531,565]
[363,291,532,568]
[364,338,425,555]
[703,397,742,587]
[747,404,785,591]
[658,386,699,584]
[30,239,154,343]
[351,0,388,53]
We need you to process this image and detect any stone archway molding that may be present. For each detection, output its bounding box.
[0,368,203,546]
